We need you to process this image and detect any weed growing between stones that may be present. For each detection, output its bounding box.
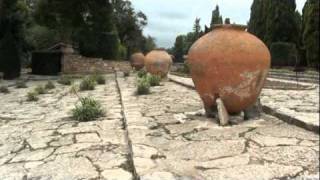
[34,85,47,94]
[27,91,39,101]
[123,71,130,77]
[147,74,161,86]
[80,77,96,91]
[90,74,106,85]
[0,86,9,94]
[45,81,56,90]
[15,81,27,88]
[137,77,150,95]
[57,76,72,85]
[72,97,104,122]
[137,69,147,78]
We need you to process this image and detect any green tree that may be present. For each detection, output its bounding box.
[302,0,319,68]
[173,35,186,62]
[224,18,231,24]
[193,18,202,40]
[264,0,300,46]
[248,0,269,41]
[0,0,25,79]
[112,0,147,57]
[210,5,223,28]
[142,36,156,53]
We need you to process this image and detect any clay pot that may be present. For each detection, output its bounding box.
[145,50,172,77]
[188,24,271,114]
[130,52,145,70]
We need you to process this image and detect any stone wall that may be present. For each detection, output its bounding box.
[62,54,131,74]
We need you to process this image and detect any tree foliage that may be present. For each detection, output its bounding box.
[0,0,26,79]
[302,0,319,68]
[210,5,223,28]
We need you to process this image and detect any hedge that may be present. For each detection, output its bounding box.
[270,42,298,67]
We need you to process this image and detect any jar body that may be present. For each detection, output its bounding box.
[188,25,271,113]
[145,50,172,77]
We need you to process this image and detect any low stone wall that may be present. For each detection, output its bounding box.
[62,54,131,74]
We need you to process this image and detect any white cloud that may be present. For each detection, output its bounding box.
[130,0,307,48]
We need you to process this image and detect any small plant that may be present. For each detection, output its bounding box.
[34,85,47,94]
[147,74,161,86]
[123,71,130,77]
[58,76,72,85]
[0,86,9,94]
[15,81,27,89]
[90,74,106,85]
[137,69,147,78]
[72,97,104,122]
[45,81,56,90]
[27,92,39,101]
[137,77,150,95]
[80,77,96,91]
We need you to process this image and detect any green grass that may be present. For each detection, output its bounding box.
[0,86,9,94]
[136,77,150,95]
[15,81,27,88]
[27,91,39,101]
[57,76,72,85]
[79,77,96,91]
[45,81,56,90]
[34,85,47,94]
[90,74,106,85]
[137,69,147,78]
[72,97,104,122]
[147,74,161,86]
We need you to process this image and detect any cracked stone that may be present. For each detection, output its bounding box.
[246,133,299,146]
[28,156,99,180]
[167,140,245,161]
[134,157,157,174]
[201,163,303,180]
[141,172,176,180]
[76,133,101,143]
[54,143,93,154]
[196,154,250,169]
[10,148,54,163]
[101,169,132,180]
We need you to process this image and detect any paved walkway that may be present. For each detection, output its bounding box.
[0,72,319,180]
[168,74,320,133]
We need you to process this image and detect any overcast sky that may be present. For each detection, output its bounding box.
[130,0,307,48]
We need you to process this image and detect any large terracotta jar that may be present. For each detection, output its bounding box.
[130,52,145,70]
[188,24,271,114]
[145,50,172,77]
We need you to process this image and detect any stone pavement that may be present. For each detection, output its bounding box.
[0,72,319,180]
[0,74,133,180]
[168,74,320,133]
[117,73,319,180]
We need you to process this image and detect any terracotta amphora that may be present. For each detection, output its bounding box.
[145,50,172,77]
[188,24,271,114]
[130,52,145,70]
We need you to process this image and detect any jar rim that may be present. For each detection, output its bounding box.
[213,24,247,31]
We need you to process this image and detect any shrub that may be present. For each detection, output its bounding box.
[80,77,96,91]
[72,97,104,122]
[0,86,9,94]
[15,81,27,88]
[147,74,161,86]
[123,71,130,77]
[137,69,147,78]
[57,76,72,85]
[34,85,47,94]
[27,92,39,101]
[270,42,298,67]
[45,81,56,90]
[90,74,106,85]
[137,77,150,95]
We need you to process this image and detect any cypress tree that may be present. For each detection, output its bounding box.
[0,0,23,79]
[264,0,300,46]
[248,0,269,41]
[302,0,319,68]
[210,5,223,28]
